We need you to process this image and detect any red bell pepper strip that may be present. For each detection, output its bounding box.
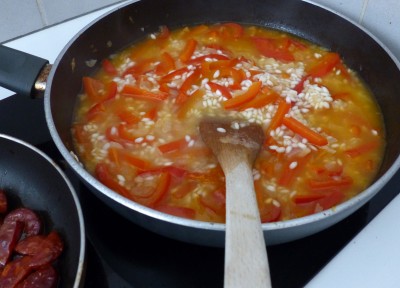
[207,82,232,99]
[177,89,204,119]
[307,52,341,78]
[179,68,201,94]
[223,81,262,109]
[308,176,353,192]
[121,85,169,102]
[179,39,197,63]
[158,137,192,154]
[282,116,328,146]
[266,98,291,134]
[252,37,295,62]
[102,59,118,75]
[238,88,280,110]
[344,141,380,158]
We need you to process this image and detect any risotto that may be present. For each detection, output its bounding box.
[72,23,385,223]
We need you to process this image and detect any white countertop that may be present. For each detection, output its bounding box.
[1,2,400,287]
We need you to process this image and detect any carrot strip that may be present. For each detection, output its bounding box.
[179,39,197,63]
[223,81,262,109]
[282,116,328,146]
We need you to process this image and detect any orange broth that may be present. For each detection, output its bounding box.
[72,23,385,223]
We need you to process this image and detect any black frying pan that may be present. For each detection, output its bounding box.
[0,134,85,287]
[1,0,400,246]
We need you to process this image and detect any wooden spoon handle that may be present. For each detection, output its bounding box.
[224,161,272,288]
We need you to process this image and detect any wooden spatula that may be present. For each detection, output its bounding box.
[199,118,272,288]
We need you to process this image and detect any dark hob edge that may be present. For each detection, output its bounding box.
[1,95,399,288]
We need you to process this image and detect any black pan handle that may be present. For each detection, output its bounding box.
[0,45,49,98]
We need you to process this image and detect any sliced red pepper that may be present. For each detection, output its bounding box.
[317,190,345,210]
[171,179,197,199]
[179,68,201,94]
[188,53,230,65]
[137,166,187,179]
[155,52,176,76]
[121,85,168,102]
[175,92,188,105]
[207,82,232,99]
[123,58,156,77]
[199,188,226,216]
[82,77,105,102]
[282,116,328,146]
[102,59,118,76]
[278,154,311,188]
[266,98,291,134]
[179,39,197,63]
[140,172,171,207]
[177,89,204,119]
[252,37,294,62]
[292,190,345,215]
[307,52,341,78]
[108,147,151,170]
[157,25,170,39]
[216,22,244,39]
[95,163,131,198]
[158,137,191,154]
[117,110,140,125]
[161,67,190,83]
[258,200,282,223]
[345,141,380,158]
[238,88,280,110]
[223,81,262,109]
[308,176,353,192]
[293,76,309,93]
[86,102,106,121]
[293,193,326,204]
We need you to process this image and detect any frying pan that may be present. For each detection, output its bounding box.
[1,0,400,247]
[0,134,85,287]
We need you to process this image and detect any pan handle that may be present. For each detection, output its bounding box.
[0,45,49,98]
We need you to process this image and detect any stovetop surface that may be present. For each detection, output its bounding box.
[1,89,400,288]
